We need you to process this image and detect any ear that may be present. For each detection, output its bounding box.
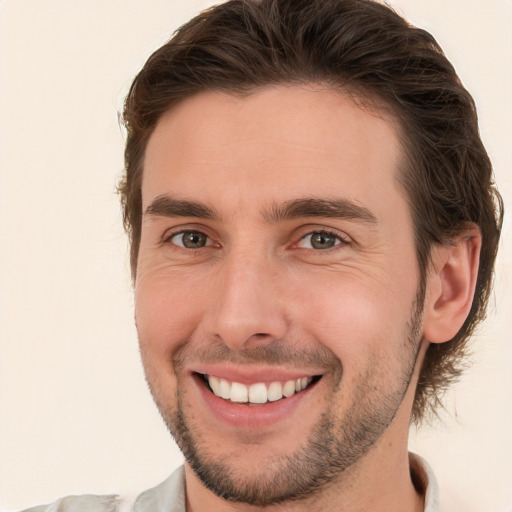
[422,226,482,344]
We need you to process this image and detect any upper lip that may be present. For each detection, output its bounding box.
[189,364,322,385]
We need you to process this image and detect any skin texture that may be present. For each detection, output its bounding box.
[135,85,481,511]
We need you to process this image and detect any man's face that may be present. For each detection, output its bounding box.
[135,86,425,505]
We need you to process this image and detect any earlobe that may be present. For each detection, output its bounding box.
[422,226,482,344]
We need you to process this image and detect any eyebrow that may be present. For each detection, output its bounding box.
[144,194,377,225]
[265,198,378,224]
[144,195,219,220]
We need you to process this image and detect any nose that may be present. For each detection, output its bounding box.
[202,249,288,351]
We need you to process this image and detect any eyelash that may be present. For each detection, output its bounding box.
[163,229,213,250]
[162,227,350,253]
[296,229,349,250]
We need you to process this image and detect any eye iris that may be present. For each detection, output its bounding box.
[182,231,206,248]
[311,232,336,249]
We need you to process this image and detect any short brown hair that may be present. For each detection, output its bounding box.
[119,0,503,423]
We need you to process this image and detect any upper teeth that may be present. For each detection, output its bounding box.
[207,375,313,404]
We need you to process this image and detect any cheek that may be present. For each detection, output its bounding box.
[135,269,206,358]
[295,270,418,367]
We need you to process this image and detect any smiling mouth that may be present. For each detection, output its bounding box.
[198,373,322,405]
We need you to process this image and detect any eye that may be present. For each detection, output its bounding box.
[298,230,345,250]
[168,230,210,249]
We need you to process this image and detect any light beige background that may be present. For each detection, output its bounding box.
[0,1,510,510]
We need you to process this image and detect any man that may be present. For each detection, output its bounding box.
[21,0,502,510]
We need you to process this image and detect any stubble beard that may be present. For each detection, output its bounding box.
[145,295,425,507]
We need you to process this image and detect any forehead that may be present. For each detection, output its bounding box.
[143,85,407,222]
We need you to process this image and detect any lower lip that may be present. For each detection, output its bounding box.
[192,374,319,430]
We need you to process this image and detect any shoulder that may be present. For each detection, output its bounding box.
[20,494,119,512]
[18,466,186,512]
